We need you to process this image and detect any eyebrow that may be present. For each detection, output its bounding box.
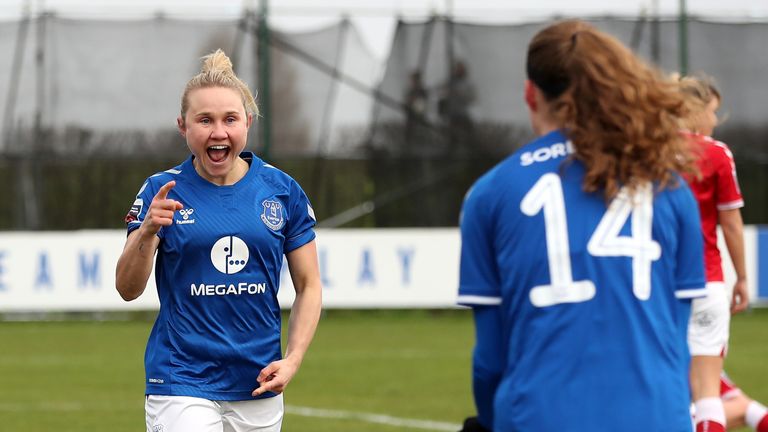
[193,111,242,118]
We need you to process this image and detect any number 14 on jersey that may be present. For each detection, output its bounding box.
[521,173,661,308]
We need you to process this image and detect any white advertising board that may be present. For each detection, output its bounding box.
[0,229,460,311]
[0,227,761,312]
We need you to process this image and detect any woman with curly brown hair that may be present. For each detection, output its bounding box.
[457,20,705,431]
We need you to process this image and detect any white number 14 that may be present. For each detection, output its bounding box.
[520,173,660,307]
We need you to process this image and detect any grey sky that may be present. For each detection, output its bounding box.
[1,0,766,59]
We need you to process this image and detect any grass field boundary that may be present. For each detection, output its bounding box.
[286,405,461,431]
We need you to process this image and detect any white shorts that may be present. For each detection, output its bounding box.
[145,394,283,432]
[688,282,730,357]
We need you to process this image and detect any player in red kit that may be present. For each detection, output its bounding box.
[684,132,745,292]
[678,75,749,432]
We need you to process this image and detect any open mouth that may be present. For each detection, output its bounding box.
[206,145,230,163]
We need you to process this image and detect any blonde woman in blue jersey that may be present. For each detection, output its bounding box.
[116,50,322,432]
[458,20,706,431]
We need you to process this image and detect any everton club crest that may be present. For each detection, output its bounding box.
[261,199,285,231]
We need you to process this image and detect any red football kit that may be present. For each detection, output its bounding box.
[683,132,744,282]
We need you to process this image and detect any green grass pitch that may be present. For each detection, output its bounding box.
[0,308,766,431]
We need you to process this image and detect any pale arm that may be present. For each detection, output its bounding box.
[115,180,182,301]
[253,240,322,396]
[719,208,748,314]
[115,228,160,301]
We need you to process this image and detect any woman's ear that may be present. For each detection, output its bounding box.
[177,116,186,138]
[524,80,538,112]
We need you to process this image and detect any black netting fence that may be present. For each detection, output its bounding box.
[0,15,766,229]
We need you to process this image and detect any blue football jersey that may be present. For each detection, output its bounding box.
[458,130,705,431]
[126,152,316,401]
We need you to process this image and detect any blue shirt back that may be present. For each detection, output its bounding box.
[126,152,316,400]
[458,130,705,431]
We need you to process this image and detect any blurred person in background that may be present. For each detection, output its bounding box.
[404,70,430,147]
[457,20,704,431]
[677,74,751,432]
[115,49,322,432]
[438,60,476,154]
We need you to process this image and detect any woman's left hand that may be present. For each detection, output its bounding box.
[251,358,298,396]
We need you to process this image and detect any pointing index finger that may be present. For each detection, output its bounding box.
[155,181,176,200]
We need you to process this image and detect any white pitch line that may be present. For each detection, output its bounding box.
[285,405,461,431]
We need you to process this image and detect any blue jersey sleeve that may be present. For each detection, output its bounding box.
[672,183,707,299]
[124,175,177,239]
[283,179,317,253]
[125,179,158,237]
[458,181,502,306]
